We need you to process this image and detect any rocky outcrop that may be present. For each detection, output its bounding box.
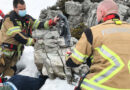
[34,0,130,84]
[33,29,89,83]
[65,1,82,16]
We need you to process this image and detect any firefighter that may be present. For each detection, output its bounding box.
[0,0,59,77]
[66,0,130,89]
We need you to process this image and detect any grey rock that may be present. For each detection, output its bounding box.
[127,8,130,15]
[32,30,49,39]
[40,9,63,20]
[65,1,82,16]
[68,14,83,28]
[82,0,92,14]
[34,50,46,71]
[126,18,130,23]
[83,3,98,27]
[44,31,59,39]
[118,4,129,20]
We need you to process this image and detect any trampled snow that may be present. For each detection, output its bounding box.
[0,0,76,90]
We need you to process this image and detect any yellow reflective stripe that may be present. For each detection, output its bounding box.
[91,45,124,84]
[17,44,22,59]
[91,47,114,83]
[3,50,15,57]
[44,21,49,29]
[71,48,88,63]
[72,54,84,63]
[90,55,94,63]
[81,84,94,90]
[91,59,94,63]
[26,38,33,46]
[0,48,2,51]
[16,21,22,26]
[74,49,88,58]
[115,21,122,25]
[6,26,21,35]
[81,78,129,90]
[32,20,40,29]
[128,60,130,73]
[113,19,122,25]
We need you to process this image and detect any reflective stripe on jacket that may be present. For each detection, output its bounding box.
[68,19,130,89]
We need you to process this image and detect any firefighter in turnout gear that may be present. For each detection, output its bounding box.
[0,0,59,77]
[66,0,130,89]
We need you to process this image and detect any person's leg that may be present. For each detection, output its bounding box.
[2,56,16,77]
[8,75,48,90]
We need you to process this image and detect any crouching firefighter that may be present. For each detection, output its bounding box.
[66,0,130,90]
[0,0,59,77]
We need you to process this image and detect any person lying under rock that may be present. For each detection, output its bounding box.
[0,74,48,90]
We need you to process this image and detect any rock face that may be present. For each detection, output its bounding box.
[34,0,130,84]
[33,29,89,83]
[65,1,82,16]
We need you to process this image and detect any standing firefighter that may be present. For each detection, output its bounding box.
[66,0,130,89]
[0,0,59,77]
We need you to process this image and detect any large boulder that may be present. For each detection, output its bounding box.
[68,14,83,28]
[33,28,89,83]
[118,4,129,20]
[65,1,82,16]
[83,3,98,27]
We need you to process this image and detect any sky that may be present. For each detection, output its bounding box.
[0,0,57,19]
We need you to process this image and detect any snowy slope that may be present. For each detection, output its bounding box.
[0,0,75,90]
[17,46,75,90]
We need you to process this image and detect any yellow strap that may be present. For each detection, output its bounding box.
[113,19,122,25]
[44,21,50,29]
[32,20,40,29]
[17,44,22,59]
[26,38,33,46]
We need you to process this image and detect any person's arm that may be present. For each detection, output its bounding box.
[3,17,35,46]
[66,28,93,67]
[29,15,59,30]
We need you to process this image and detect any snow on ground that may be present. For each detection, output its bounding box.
[0,0,76,90]
[17,46,76,90]
[40,78,75,90]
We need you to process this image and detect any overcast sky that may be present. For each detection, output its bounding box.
[0,0,57,19]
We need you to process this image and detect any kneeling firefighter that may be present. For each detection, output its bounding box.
[66,0,130,89]
[0,0,59,77]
